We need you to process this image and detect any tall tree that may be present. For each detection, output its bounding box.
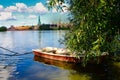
[48,0,120,64]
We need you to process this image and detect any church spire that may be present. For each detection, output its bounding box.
[38,15,41,26]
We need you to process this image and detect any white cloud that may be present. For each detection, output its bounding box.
[26,2,48,14]
[16,3,27,9]
[33,2,48,13]
[27,6,34,13]
[3,2,48,14]
[4,3,27,13]
[14,2,48,14]
[0,5,3,11]
[0,12,16,21]
[28,15,37,19]
[16,3,27,13]
[0,2,48,21]
[5,6,17,12]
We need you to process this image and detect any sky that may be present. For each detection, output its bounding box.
[0,0,69,28]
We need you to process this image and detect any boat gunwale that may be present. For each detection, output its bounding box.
[33,49,85,58]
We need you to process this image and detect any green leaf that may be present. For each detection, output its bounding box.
[92,45,99,50]
[92,39,99,45]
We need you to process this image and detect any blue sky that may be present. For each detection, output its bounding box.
[0,0,69,28]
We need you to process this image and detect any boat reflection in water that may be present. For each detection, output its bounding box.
[34,55,78,70]
[34,55,109,80]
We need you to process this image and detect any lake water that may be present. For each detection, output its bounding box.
[0,30,120,80]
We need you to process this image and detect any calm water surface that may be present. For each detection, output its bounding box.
[0,30,120,80]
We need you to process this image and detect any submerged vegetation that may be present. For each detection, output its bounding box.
[48,0,120,65]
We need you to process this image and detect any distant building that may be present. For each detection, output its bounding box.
[8,25,16,31]
[40,24,57,30]
[33,25,39,30]
[37,15,41,27]
[15,26,31,30]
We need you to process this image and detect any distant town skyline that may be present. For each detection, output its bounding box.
[0,0,69,28]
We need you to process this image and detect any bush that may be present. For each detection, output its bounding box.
[0,26,7,31]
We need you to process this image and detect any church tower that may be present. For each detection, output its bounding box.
[38,15,41,27]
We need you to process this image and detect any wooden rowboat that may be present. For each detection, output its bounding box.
[33,48,83,63]
[33,47,108,63]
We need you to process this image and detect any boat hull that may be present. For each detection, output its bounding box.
[33,50,82,63]
[33,49,108,63]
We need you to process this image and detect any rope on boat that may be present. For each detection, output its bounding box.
[0,46,32,56]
